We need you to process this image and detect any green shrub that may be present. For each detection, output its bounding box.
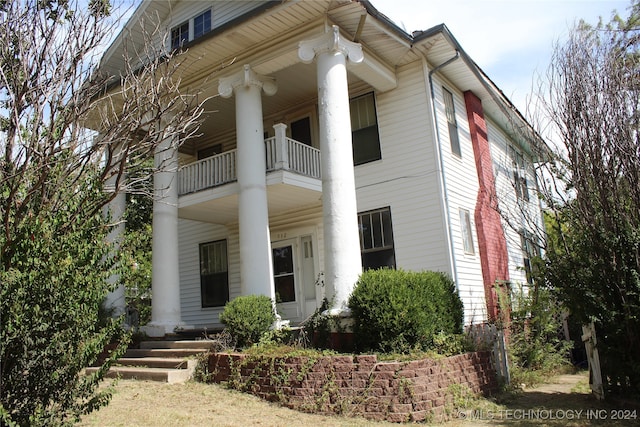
[219,295,275,348]
[348,269,463,353]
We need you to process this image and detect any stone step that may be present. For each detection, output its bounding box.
[116,357,195,370]
[139,340,219,350]
[85,366,193,384]
[124,348,209,358]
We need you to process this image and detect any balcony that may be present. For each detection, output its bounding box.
[178,130,321,196]
[177,126,323,224]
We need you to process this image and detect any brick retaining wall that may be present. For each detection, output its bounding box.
[206,351,498,423]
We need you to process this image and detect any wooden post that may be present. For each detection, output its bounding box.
[582,322,604,400]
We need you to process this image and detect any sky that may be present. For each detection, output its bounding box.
[371,0,631,114]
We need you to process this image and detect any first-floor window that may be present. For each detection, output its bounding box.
[358,207,396,270]
[200,240,229,307]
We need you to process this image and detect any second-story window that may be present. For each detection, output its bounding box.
[350,92,381,166]
[443,87,461,157]
[509,145,530,202]
[171,9,211,50]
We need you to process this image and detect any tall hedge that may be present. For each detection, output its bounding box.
[348,269,463,353]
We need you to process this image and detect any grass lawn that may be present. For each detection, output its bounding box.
[80,372,639,426]
[79,380,398,427]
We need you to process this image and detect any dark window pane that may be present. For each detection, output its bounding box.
[373,211,383,248]
[352,125,381,165]
[273,246,293,275]
[381,209,393,247]
[171,22,189,49]
[201,272,229,307]
[200,240,228,307]
[275,275,295,303]
[291,117,312,146]
[361,214,372,250]
[194,10,211,39]
[362,248,396,271]
[448,122,461,157]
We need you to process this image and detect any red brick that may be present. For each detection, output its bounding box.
[374,362,402,371]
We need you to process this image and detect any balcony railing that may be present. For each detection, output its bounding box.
[178,127,321,196]
[265,136,321,179]
[179,149,237,195]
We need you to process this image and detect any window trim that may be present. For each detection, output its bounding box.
[199,239,229,308]
[358,206,396,270]
[350,92,382,166]
[520,230,540,285]
[459,208,475,255]
[170,21,189,50]
[170,8,212,50]
[509,145,530,202]
[442,87,462,158]
[193,9,212,39]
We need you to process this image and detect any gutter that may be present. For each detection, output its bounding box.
[415,25,546,158]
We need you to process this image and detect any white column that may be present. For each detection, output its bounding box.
[299,26,364,314]
[219,65,277,300]
[103,175,126,319]
[146,134,182,337]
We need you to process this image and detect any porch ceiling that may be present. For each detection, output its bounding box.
[178,171,322,225]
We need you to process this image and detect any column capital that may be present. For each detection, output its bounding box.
[298,25,364,64]
[218,64,277,98]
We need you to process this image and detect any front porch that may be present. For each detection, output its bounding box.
[142,23,387,336]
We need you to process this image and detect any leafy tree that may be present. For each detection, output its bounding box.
[0,0,203,424]
[532,0,640,396]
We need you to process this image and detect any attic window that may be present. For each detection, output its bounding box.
[171,22,189,50]
[193,10,211,39]
[171,9,211,50]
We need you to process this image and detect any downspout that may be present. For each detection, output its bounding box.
[423,50,460,288]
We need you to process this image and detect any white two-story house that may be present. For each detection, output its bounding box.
[98,0,544,336]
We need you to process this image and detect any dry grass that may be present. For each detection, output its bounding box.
[80,372,637,427]
[78,380,398,427]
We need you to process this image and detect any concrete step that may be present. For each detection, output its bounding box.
[88,340,215,383]
[86,366,194,384]
[116,357,195,370]
[139,340,219,350]
[124,348,209,358]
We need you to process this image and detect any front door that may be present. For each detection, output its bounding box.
[272,240,301,321]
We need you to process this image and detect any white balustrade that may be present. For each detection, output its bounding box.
[179,125,321,195]
[178,149,237,195]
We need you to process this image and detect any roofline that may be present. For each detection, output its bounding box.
[359,0,545,153]
[357,0,413,42]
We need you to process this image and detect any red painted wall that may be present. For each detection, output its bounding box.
[464,90,510,321]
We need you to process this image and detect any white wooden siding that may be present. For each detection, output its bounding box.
[178,219,234,328]
[178,206,324,328]
[165,1,268,36]
[431,74,487,325]
[487,118,543,288]
[355,61,450,276]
